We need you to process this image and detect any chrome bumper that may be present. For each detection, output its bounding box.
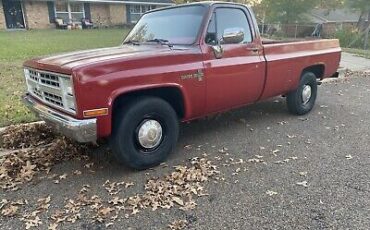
[22,94,97,143]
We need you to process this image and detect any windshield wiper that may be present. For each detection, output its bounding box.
[123,40,140,46]
[146,38,173,48]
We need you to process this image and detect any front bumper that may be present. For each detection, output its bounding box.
[22,94,97,143]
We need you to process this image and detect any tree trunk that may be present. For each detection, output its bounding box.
[357,11,366,31]
[357,10,370,32]
[364,24,369,50]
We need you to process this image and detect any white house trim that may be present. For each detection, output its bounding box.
[35,0,174,6]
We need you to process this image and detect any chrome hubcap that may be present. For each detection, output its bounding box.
[137,119,163,149]
[302,85,312,105]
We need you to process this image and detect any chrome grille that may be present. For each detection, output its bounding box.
[24,68,76,114]
[28,69,61,88]
[44,92,63,107]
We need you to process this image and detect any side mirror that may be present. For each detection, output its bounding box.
[222,28,244,44]
[211,45,223,59]
[210,28,244,59]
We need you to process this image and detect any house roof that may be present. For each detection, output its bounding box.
[95,0,173,4]
[33,0,174,5]
[308,9,361,23]
[87,0,173,4]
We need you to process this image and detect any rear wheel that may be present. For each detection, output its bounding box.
[111,97,179,170]
[286,72,318,115]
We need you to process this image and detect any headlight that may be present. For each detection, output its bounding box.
[65,97,75,111]
[24,68,30,77]
[60,77,74,96]
[60,77,76,111]
[66,86,73,95]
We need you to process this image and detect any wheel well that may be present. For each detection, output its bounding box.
[112,87,185,119]
[302,65,325,79]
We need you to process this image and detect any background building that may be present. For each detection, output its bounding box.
[0,0,173,30]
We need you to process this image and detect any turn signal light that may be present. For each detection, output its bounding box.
[83,108,108,118]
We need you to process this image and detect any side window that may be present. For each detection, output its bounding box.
[215,8,252,44]
[205,13,217,45]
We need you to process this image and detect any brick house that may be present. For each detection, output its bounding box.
[0,0,173,30]
[308,9,361,37]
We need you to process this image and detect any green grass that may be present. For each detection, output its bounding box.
[343,48,370,59]
[0,29,128,127]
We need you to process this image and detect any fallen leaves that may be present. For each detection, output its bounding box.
[19,161,37,182]
[274,156,298,164]
[98,206,114,217]
[48,223,58,230]
[172,196,184,206]
[103,180,134,196]
[1,204,18,217]
[0,155,219,228]
[296,181,308,188]
[37,195,51,211]
[0,122,55,149]
[21,212,42,230]
[247,158,264,163]
[0,199,27,217]
[266,190,278,196]
[108,197,125,206]
[123,157,218,214]
[59,173,68,180]
[0,123,92,190]
[168,219,188,230]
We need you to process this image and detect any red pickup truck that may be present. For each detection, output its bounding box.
[23,2,341,169]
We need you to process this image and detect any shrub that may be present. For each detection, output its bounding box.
[335,28,368,48]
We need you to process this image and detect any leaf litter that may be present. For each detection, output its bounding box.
[0,122,313,229]
[0,123,55,149]
[0,123,93,191]
[1,128,219,230]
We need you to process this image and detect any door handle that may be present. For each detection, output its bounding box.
[246,47,261,52]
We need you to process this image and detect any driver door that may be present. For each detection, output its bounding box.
[202,6,266,113]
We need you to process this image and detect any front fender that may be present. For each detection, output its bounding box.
[93,83,192,138]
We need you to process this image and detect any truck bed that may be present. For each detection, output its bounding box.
[260,39,341,100]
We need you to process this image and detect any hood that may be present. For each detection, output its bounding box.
[24,45,173,73]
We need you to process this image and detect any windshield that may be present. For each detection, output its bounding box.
[123,5,206,45]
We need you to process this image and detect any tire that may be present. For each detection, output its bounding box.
[286,72,318,115]
[111,97,179,170]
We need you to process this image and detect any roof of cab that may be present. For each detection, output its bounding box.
[146,1,249,14]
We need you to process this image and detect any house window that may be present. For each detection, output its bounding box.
[55,1,69,22]
[70,2,84,22]
[129,5,156,23]
[55,1,85,23]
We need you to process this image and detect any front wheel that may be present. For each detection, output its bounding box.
[111,97,179,170]
[286,72,318,115]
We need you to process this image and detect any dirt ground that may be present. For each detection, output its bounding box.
[1,73,370,230]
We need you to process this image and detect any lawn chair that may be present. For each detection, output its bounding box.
[81,18,94,29]
[55,18,68,29]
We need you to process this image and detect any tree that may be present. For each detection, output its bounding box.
[260,0,320,24]
[172,0,259,5]
[345,0,370,31]
[318,0,344,10]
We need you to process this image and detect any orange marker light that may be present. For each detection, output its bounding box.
[83,108,108,118]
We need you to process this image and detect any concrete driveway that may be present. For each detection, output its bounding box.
[340,52,370,72]
[1,72,370,230]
